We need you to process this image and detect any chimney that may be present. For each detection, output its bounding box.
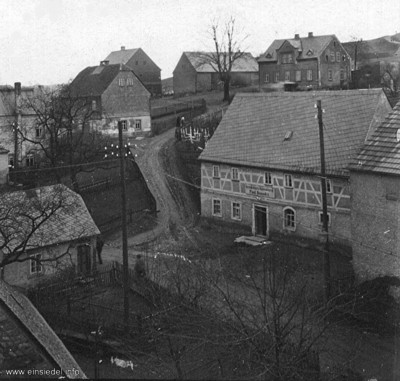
[308,32,313,38]
[294,34,300,40]
[100,60,109,66]
[121,46,126,51]
[14,82,21,96]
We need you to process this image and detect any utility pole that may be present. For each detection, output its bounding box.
[317,100,331,303]
[118,121,130,326]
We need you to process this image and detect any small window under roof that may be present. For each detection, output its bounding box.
[396,129,400,142]
[306,49,314,56]
[284,131,293,141]
[265,53,272,58]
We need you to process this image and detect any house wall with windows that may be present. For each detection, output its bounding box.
[2,237,97,289]
[200,162,351,245]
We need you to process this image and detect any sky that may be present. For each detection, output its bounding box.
[1,0,400,86]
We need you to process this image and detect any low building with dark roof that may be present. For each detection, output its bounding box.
[173,52,259,95]
[104,46,161,96]
[69,62,151,136]
[1,184,100,288]
[0,280,86,378]
[199,90,391,246]
[349,102,400,281]
[258,33,351,90]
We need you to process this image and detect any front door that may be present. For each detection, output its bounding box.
[77,244,91,275]
[254,205,268,236]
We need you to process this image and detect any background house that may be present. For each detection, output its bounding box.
[104,47,162,96]
[0,280,86,378]
[69,62,151,136]
[258,33,351,90]
[1,184,100,288]
[173,52,259,95]
[0,83,39,169]
[199,90,391,247]
[349,102,400,282]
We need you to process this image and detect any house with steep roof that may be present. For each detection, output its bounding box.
[0,184,100,288]
[70,62,151,136]
[104,47,161,95]
[173,52,259,95]
[258,33,351,90]
[349,102,400,281]
[0,280,86,378]
[199,90,391,246]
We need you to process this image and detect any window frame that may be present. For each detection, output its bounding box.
[25,154,35,167]
[275,72,279,82]
[284,174,293,188]
[212,198,222,217]
[126,77,134,86]
[264,172,272,185]
[307,69,313,81]
[326,179,332,193]
[118,78,125,87]
[328,69,333,81]
[231,167,239,181]
[318,211,332,226]
[135,119,142,130]
[284,71,291,81]
[336,51,341,62]
[120,120,128,131]
[283,207,296,231]
[30,253,43,274]
[295,70,301,82]
[213,165,220,178]
[231,202,242,221]
[35,126,43,138]
[330,52,335,62]
[265,73,270,83]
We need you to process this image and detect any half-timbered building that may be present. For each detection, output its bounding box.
[199,90,392,246]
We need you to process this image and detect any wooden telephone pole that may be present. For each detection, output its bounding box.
[118,121,130,326]
[317,100,331,303]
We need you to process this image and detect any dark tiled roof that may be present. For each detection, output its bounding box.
[0,184,99,253]
[350,102,400,175]
[258,34,344,62]
[69,64,123,97]
[105,48,139,65]
[183,52,258,72]
[0,280,86,378]
[199,90,391,177]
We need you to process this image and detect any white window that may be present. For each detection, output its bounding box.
[326,179,332,193]
[281,53,293,64]
[283,207,296,230]
[307,70,313,81]
[284,174,293,188]
[295,70,301,82]
[91,100,97,111]
[135,119,142,130]
[25,154,34,167]
[35,126,43,138]
[118,78,125,87]
[212,199,222,216]
[265,73,270,83]
[30,254,43,274]
[127,78,134,86]
[231,202,241,220]
[328,69,333,81]
[285,71,290,81]
[120,120,127,131]
[231,167,239,181]
[213,165,220,178]
[318,211,331,226]
[264,172,272,185]
[336,52,341,62]
[330,52,335,62]
[275,72,279,82]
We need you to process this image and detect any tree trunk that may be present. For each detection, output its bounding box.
[223,79,230,102]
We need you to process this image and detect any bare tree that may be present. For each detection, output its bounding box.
[17,84,111,190]
[0,185,83,273]
[202,17,248,101]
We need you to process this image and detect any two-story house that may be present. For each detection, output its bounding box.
[199,90,391,247]
[173,52,259,95]
[104,47,162,96]
[258,33,351,90]
[69,62,151,136]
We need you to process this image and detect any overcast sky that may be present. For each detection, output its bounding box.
[1,0,400,86]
